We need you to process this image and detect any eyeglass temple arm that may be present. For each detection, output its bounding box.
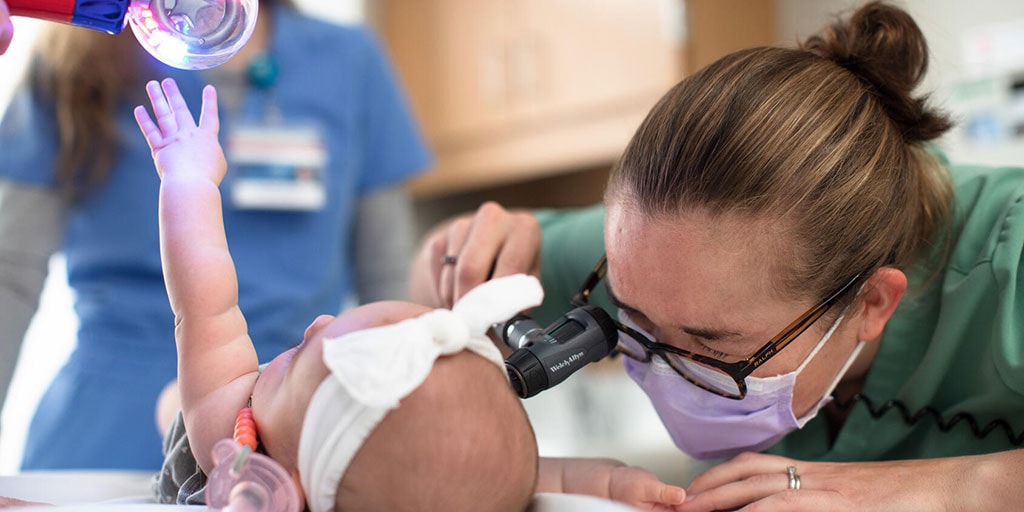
[571,255,608,306]
[744,271,865,369]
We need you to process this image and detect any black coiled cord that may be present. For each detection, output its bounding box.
[831,393,1024,446]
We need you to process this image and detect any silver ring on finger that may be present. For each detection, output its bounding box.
[787,465,801,490]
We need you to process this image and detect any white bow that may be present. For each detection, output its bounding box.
[322,272,544,407]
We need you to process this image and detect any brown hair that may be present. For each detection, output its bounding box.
[607,1,954,304]
[29,0,297,202]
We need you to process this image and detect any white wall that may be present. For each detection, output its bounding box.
[0,18,41,118]
[0,17,53,477]
[777,0,1024,167]
[777,0,1024,91]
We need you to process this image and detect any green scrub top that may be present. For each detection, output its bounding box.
[532,160,1024,461]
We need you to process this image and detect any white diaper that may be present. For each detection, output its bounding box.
[297,274,544,512]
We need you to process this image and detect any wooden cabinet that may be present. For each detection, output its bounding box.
[376,0,776,199]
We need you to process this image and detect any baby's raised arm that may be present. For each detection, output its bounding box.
[135,79,259,471]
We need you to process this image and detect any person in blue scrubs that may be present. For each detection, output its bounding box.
[0,0,430,470]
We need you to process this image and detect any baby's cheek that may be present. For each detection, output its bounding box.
[250,359,286,418]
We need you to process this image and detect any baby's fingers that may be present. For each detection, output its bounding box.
[161,78,196,129]
[198,84,220,133]
[646,482,686,506]
[134,105,162,150]
[611,467,686,508]
[145,80,177,135]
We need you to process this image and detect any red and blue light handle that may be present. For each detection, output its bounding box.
[8,0,132,34]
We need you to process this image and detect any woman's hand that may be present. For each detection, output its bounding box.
[409,201,541,307]
[682,450,1022,511]
[135,79,226,185]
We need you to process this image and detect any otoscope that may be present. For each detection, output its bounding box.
[7,0,258,69]
[500,304,619,398]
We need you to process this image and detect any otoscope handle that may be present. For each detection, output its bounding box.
[504,304,619,398]
[8,0,130,34]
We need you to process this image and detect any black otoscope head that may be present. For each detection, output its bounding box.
[502,304,618,398]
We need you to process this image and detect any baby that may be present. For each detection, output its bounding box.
[135,78,686,512]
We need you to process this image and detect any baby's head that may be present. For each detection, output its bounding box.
[334,348,538,511]
[247,275,542,512]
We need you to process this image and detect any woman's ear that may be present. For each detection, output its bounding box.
[856,267,907,342]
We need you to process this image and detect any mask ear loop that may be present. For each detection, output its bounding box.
[795,279,872,378]
[793,313,846,375]
[790,312,866,427]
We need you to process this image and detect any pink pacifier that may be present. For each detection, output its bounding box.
[206,408,301,512]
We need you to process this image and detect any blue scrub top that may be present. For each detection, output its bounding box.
[0,7,430,470]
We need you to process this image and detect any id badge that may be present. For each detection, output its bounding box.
[227,123,328,211]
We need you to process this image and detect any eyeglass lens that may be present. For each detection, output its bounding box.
[616,312,743,398]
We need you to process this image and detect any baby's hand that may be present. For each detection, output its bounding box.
[0,495,50,507]
[134,78,226,185]
[552,457,686,511]
[606,463,686,511]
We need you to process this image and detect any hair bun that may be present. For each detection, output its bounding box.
[800,1,951,142]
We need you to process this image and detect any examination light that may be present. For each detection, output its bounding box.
[8,0,258,69]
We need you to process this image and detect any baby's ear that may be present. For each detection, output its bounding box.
[304,315,336,341]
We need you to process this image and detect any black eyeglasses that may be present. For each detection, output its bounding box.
[571,255,863,399]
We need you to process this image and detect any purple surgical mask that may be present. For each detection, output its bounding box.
[622,311,863,460]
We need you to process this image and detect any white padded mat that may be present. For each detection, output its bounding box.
[1,472,634,511]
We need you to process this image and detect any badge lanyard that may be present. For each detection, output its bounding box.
[226,53,329,211]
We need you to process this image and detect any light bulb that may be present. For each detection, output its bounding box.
[126,0,258,70]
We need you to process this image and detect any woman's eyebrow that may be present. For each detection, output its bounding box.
[680,325,742,341]
[606,280,743,341]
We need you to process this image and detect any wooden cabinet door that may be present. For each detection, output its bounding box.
[377,0,777,198]
[381,0,684,147]
[379,0,513,148]
[514,0,685,126]
[429,0,514,145]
